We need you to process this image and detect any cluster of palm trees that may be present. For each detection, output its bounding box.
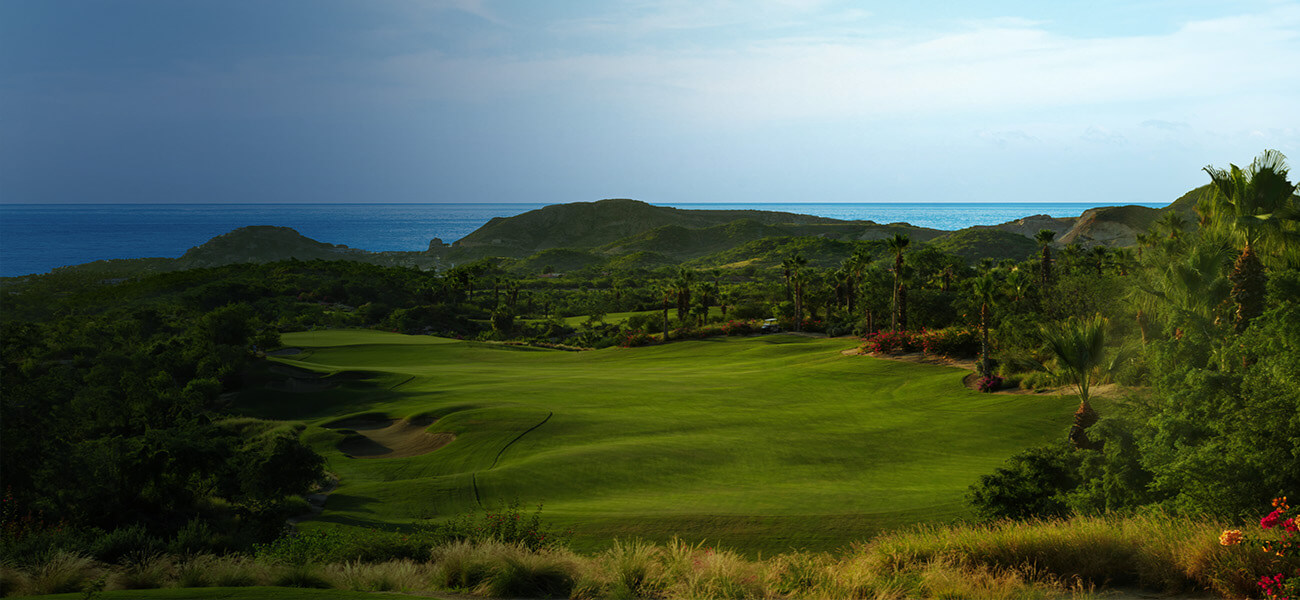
[1044,149,1298,450]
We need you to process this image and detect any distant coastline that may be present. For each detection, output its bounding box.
[0,201,1163,277]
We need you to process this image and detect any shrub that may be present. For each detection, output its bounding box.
[600,538,662,599]
[430,539,502,589]
[919,327,980,358]
[433,499,570,551]
[863,330,919,354]
[967,444,1081,520]
[88,525,163,564]
[619,330,653,348]
[480,549,577,599]
[109,554,174,590]
[328,559,430,592]
[271,563,332,588]
[977,374,1003,392]
[24,551,100,596]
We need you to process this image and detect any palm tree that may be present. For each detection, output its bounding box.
[1203,149,1300,332]
[1088,246,1108,276]
[717,288,732,320]
[972,273,999,376]
[1134,240,1233,340]
[1034,229,1055,288]
[886,234,910,331]
[698,282,717,325]
[659,283,674,339]
[1154,211,1190,242]
[1038,315,1112,450]
[674,268,696,323]
[1005,268,1030,304]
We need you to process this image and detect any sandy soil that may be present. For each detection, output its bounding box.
[327,416,455,459]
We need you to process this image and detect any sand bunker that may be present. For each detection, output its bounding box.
[327,417,455,459]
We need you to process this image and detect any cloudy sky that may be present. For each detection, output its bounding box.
[2,0,1298,204]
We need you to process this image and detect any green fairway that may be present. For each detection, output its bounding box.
[239,330,1077,553]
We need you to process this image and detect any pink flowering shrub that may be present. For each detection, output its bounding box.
[1220,496,1300,600]
[977,375,1003,393]
[863,330,919,354]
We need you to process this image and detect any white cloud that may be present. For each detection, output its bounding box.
[375,2,1300,132]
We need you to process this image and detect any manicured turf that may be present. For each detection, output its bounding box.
[239,331,1077,553]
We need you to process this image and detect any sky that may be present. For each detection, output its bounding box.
[1,0,1298,205]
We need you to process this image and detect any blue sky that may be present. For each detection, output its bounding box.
[2,0,1297,204]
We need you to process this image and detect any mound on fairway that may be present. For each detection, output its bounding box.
[238,330,1078,554]
[326,416,455,459]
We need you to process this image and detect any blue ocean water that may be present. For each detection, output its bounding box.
[0,202,1162,277]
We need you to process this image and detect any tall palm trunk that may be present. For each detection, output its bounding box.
[979,301,990,376]
[897,283,908,332]
[1040,245,1052,288]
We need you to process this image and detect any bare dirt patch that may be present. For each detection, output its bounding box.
[327,416,455,459]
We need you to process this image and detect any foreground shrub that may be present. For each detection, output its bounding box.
[328,559,430,592]
[1217,496,1300,600]
[919,327,980,358]
[480,548,577,599]
[656,539,764,600]
[863,330,919,354]
[22,551,100,596]
[592,538,663,599]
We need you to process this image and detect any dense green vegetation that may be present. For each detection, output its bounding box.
[1,152,1297,598]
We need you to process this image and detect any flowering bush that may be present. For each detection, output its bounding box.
[918,327,980,358]
[1220,496,1300,600]
[863,330,919,354]
[620,330,654,347]
[977,375,1003,393]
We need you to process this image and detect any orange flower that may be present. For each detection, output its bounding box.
[1273,496,1290,510]
[1219,529,1244,546]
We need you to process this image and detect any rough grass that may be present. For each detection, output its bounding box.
[1,513,1278,598]
[241,331,1080,553]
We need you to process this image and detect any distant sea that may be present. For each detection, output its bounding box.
[0,202,1164,277]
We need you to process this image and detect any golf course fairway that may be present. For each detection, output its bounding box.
[238,330,1077,553]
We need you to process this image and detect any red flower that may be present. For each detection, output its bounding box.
[1262,509,1283,530]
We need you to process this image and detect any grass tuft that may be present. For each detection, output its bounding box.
[478,548,577,599]
[108,553,175,590]
[23,551,100,596]
[328,559,430,591]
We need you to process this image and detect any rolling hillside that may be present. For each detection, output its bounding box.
[238,330,1079,554]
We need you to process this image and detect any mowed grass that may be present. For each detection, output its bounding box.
[238,331,1077,554]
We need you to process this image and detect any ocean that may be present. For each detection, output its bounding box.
[0,202,1163,277]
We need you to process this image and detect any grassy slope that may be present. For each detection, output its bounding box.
[238,331,1077,554]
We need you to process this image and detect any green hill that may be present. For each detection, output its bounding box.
[451,199,846,258]
[926,229,1039,264]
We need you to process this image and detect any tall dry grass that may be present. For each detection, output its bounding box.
[0,513,1280,599]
